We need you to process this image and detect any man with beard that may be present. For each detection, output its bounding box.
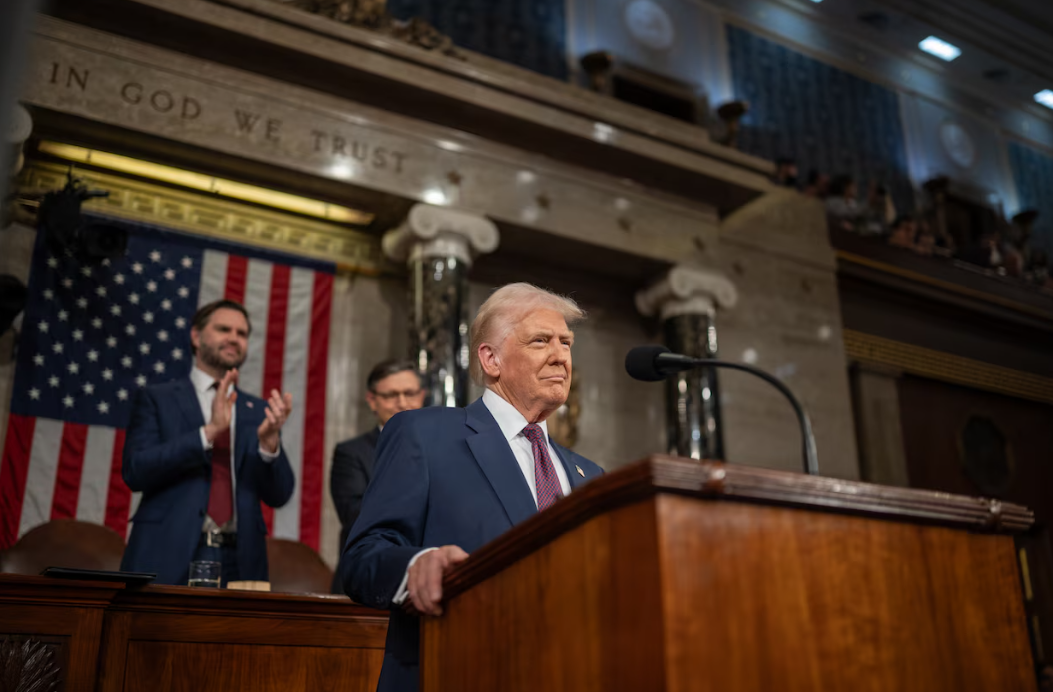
[342,283,605,692]
[120,299,296,586]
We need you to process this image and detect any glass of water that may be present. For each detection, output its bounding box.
[188,560,221,588]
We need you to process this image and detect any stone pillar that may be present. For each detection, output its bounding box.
[383,204,499,408]
[636,266,738,460]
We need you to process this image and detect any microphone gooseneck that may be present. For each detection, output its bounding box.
[625,345,819,476]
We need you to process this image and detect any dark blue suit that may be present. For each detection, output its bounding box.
[343,397,604,692]
[120,378,295,585]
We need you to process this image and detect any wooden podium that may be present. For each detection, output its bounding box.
[422,456,1037,691]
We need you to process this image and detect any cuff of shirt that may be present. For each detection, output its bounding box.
[392,547,439,605]
[199,427,212,451]
[258,444,280,462]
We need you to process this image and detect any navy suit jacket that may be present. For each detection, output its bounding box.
[330,427,381,552]
[342,397,604,692]
[120,378,295,585]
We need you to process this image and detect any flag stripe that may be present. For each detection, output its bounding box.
[300,271,332,551]
[224,255,249,304]
[19,418,65,537]
[272,268,312,541]
[239,259,273,398]
[76,426,116,524]
[104,428,130,534]
[51,422,89,519]
[198,250,228,308]
[0,414,36,548]
[260,264,290,534]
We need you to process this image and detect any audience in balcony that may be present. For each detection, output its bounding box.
[812,166,1047,291]
[825,175,862,231]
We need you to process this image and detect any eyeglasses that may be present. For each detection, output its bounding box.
[372,388,423,402]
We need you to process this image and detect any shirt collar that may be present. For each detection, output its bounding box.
[191,366,233,395]
[482,388,549,445]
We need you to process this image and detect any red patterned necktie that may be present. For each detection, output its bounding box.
[207,382,233,526]
[522,423,563,511]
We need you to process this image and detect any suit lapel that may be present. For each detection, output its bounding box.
[175,379,206,431]
[464,399,537,526]
[551,442,586,490]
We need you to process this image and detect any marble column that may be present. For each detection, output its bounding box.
[383,203,499,408]
[636,266,738,460]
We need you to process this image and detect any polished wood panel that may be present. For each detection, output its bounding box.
[0,575,388,692]
[0,577,122,692]
[123,642,382,692]
[658,495,1033,691]
[99,587,387,692]
[424,457,1036,692]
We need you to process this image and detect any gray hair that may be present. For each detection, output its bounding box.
[469,283,585,385]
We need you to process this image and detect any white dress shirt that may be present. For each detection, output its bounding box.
[480,388,572,502]
[190,367,278,531]
[392,389,572,604]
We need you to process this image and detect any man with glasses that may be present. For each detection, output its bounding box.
[330,359,425,555]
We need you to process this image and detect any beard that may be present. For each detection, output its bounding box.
[198,340,246,371]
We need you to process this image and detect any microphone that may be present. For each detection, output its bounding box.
[625,345,819,476]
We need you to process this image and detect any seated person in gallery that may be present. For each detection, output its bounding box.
[341,282,605,692]
[887,215,917,251]
[825,175,863,231]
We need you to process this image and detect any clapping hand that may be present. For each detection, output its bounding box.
[203,369,238,443]
[257,389,293,454]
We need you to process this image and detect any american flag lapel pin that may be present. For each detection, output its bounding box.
[576,465,584,477]
[246,401,254,408]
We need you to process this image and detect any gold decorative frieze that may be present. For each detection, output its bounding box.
[844,329,1053,405]
[19,161,386,273]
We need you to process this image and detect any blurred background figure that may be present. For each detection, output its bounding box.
[330,359,425,554]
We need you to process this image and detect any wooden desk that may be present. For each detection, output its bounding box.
[0,575,388,692]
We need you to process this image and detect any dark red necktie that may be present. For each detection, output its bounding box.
[207,383,233,526]
[522,424,563,510]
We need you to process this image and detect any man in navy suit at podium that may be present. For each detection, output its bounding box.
[120,299,295,586]
[343,283,605,692]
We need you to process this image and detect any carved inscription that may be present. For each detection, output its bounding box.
[48,62,89,91]
[39,60,408,175]
[121,82,201,120]
[310,130,406,173]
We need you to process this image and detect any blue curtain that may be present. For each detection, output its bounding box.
[387,0,568,80]
[726,25,913,212]
[1007,141,1053,255]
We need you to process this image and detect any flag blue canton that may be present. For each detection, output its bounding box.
[12,228,204,427]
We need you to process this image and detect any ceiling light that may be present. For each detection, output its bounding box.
[1035,90,1053,110]
[918,36,961,62]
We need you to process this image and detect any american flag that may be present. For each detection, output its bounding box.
[0,215,333,551]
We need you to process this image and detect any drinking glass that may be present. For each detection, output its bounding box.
[188,560,221,588]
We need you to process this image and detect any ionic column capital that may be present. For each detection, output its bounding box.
[636,265,738,321]
[382,203,500,266]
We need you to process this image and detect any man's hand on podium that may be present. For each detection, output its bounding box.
[403,545,468,617]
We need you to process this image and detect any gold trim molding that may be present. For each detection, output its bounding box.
[19,161,386,273]
[844,329,1053,405]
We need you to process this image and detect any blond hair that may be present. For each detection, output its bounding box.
[469,283,585,385]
